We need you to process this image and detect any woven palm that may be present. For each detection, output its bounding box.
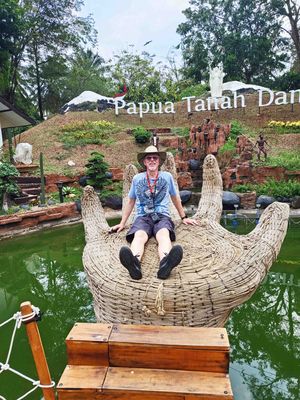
[81,154,289,327]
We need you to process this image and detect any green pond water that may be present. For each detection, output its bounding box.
[0,218,299,400]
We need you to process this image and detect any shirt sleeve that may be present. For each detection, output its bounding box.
[168,173,177,196]
[128,176,137,199]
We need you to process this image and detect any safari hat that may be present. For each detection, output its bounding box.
[137,145,166,167]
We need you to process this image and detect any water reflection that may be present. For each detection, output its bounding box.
[0,225,94,399]
[0,222,299,400]
[226,222,300,400]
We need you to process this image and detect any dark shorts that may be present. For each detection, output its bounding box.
[126,213,176,243]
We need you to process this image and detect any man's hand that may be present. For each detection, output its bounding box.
[109,223,125,233]
[182,217,199,226]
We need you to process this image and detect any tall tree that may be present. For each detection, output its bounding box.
[0,0,22,96]
[272,0,300,71]
[1,0,95,118]
[110,49,166,103]
[177,0,288,84]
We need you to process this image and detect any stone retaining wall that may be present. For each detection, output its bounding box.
[0,203,80,237]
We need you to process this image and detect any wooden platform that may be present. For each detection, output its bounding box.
[57,323,233,399]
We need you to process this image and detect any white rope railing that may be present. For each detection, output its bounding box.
[0,306,55,400]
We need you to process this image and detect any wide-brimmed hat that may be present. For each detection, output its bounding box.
[137,145,166,167]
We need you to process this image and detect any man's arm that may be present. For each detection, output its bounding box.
[110,197,136,233]
[170,194,198,226]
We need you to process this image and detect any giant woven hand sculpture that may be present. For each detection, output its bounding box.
[81,154,289,327]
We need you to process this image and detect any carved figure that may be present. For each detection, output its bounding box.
[13,143,33,165]
[81,154,288,327]
[254,134,269,161]
[209,63,225,98]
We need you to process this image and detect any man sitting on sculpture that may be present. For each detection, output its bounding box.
[109,145,198,280]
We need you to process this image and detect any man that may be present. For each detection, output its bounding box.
[254,134,269,161]
[110,145,198,280]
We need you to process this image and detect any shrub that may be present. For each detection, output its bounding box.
[60,120,118,147]
[230,120,243,139]
[219,139,236,154]
[267,120,300,133]
[132,126,151,144]
[100,181,123,200]
[234,179,300,198]
[0,162,20,210]
[85,152,111,189]
[172,127,190,137]
[264,151,300,171]
[179,83,209,98]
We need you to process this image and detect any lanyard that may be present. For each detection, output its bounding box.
[146,172,159,207]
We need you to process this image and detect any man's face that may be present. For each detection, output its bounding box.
[143,154,160,172]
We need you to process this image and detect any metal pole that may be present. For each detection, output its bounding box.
[20,301,55,400]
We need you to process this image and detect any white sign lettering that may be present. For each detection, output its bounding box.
[115,89,300,118]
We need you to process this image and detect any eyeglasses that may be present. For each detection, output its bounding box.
[145,156,159,161]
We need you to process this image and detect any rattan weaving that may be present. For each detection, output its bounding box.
[81,154,289,327]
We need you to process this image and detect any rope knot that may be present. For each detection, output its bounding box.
[142,305,152,316]
[155,282,165,316]
[0,363,10,371]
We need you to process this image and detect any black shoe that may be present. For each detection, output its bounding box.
[119,246,142,280]
[157,245,183,280]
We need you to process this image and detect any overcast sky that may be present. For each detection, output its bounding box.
[80,0,190,64]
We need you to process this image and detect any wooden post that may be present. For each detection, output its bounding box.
[39,152,46,205]
[20,301,55,400]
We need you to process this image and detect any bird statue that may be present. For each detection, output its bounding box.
[81,153,289,327]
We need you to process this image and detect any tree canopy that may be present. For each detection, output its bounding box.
[177,0,289,84]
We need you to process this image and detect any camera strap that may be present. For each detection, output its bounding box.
[146,171,159,210]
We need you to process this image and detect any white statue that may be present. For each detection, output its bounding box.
[13,143,33,165]
[209,62,225,98]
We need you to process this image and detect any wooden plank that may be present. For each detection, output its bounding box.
[99,393,184,400]
[109,344,229,373]
[66,323,113,365]
[109,324,229,373]
[57,365,107,400]
[102,367,233,399]
[109,324,229,350]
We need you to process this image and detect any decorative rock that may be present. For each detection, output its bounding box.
[67,160,76,167]
[13,143,33,165]
[20,204,30,210]
[75,199,82,212]
[222,191,241,210]
[47,199,56,206]
[177,172,193,190]
[291,196,300,209]
[252,167,285,184]
[109,168,123,181]
[159,137,179,148]
[236,192,256,209]
[179,190,192,204]
[188,159,200,171]
[79,176,89,187]
[102,195,122,210]
[275,196,291,203]
[256,195,276,208]
[105,172,113,179]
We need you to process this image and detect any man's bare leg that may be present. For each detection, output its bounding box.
[156,228,172,260]
[131,230,148,260]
